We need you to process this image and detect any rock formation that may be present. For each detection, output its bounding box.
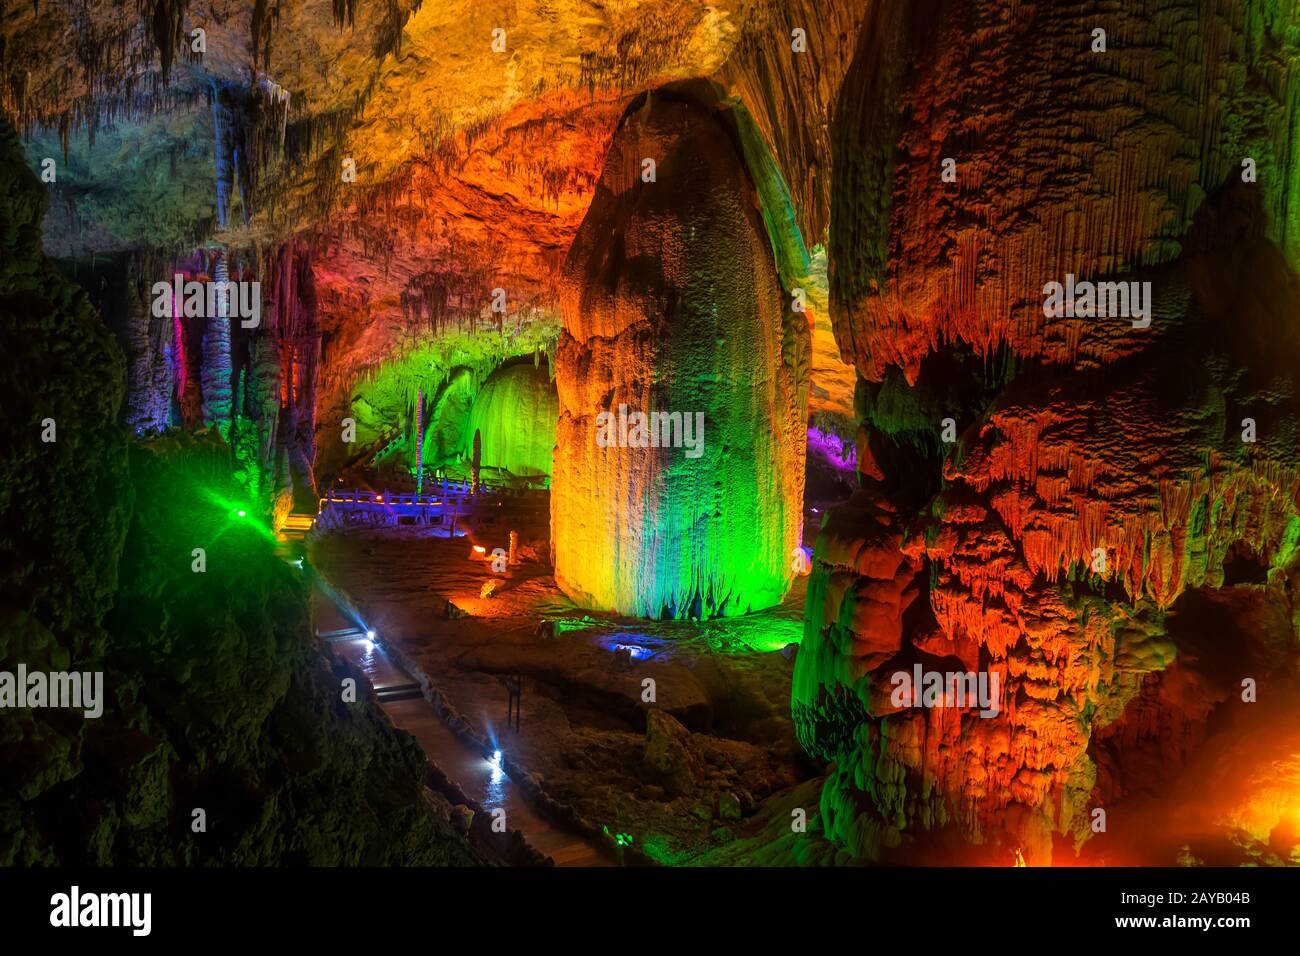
[419,368,475,473]
[796,0,1300,864]
[3,0,860,498]
[465,361,559,478]
[552,82,809,620]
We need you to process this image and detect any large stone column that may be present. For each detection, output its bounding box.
[200,250,233,436]
[799,0,1300,865]
[552,82,808,620]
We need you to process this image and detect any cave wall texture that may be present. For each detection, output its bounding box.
[796,0,1300,864]
[0,119,481,865]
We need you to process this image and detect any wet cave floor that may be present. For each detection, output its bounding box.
[307,493,847,865]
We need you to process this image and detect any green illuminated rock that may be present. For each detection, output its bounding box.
[552,82,809,619]
[465,361,558,478]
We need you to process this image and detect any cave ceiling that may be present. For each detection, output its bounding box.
[2,0,859,396]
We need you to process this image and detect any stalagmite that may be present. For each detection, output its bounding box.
[551,82,808,620]
[120,261,173,433]
[200,250,233,435]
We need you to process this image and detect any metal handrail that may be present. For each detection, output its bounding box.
[317,480,493,514]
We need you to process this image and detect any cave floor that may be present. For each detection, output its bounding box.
[309,498,830,865]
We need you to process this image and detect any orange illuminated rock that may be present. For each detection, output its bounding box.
[798,0,1300,865]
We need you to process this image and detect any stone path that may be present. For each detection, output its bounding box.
[310,583,614,867]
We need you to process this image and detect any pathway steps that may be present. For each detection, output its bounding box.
[310,584,612,867]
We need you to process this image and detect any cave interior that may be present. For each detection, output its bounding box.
[2,0,1300,868]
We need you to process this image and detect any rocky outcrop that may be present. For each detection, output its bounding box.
[552,81,809,619]
[0,116,132,831]
[643,710,705,798]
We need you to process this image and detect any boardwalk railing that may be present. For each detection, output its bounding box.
[318,480,486,517]
[307,480,546,534]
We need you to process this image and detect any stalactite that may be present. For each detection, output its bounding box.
[256,75,292,158]
[331,0,357,31]
[211,87,234,231]
[251,0,282,69]
[143,0,187,80]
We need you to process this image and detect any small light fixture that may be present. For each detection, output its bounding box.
[365,629,376,640]
[236,509,247,517]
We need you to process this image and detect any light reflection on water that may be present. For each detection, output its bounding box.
[356,642,380,674]
[594,632,668,661]
[483,753,508,807]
